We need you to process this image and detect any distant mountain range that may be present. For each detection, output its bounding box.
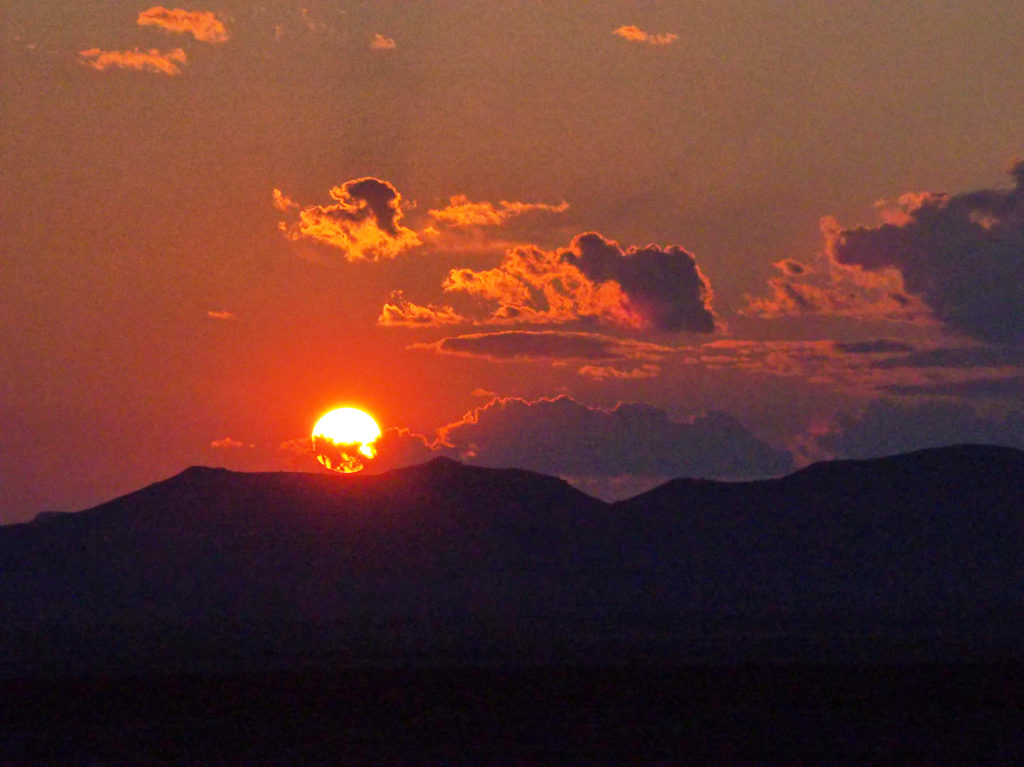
[2,445,1022,674]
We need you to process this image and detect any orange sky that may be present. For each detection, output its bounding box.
[2,1,1024,522]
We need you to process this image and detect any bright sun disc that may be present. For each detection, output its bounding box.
[311,407,382,473]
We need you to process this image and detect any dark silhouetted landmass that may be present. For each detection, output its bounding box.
[2,447,1023,763]
[2,445,1021,675]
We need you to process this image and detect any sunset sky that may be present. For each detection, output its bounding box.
[3,1,1024,523]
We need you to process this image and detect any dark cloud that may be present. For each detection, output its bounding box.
[411,330,674,362]
[876,344,1024,369]
[882,376,1024,398]
[437,395,793,480]
[827,162,1024,342]
[833,339,915,354]
[563,232,716,333]
[366,427,440,473]
[818,400,1024,460]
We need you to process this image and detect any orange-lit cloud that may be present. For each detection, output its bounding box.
[79,47,187,75]
[412,330,674,362]
[210,437,245,448]
[206,309,236,320]
[137,7,230,43]
[378,291,465,327]
[613,25,678,45]
[743,221,931,322]
[276,178,421,261]
[751,161,1024,342]
[370,34,396,50]
[428,196,569,228]
[442,242,643,327]
[390,232,715,331]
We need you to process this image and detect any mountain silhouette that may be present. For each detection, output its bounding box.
[1,446,1021,673]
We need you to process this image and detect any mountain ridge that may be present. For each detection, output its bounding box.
[2,444,1021,672]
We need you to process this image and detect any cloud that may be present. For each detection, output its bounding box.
[577,363,661,380]
[817,400,1024,459]
[378,291,465,327]
[436,395,794,480]
[79,47,187,75]
[833,339,915,354]
[875,344,1024,369]
[563,232,716,333]
[428,196,569,228]
[210,437,245,449]
[743,235,930,323]
[206,309,236,320]
[411,330,674,362]
[137,7,230,43]
[366,427,439,473]
[812,162,1024,342]
[276,178,421,261]
[370,34,396,50]
[399,232,716,332]
[882,376,1024,398]
[613,25,678,45]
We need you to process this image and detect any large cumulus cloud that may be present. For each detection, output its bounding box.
[755,162,1024,342]
[383,232,716,333]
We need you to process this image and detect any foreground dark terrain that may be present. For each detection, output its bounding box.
[2,445,1022,762]
[2,665,1023,764]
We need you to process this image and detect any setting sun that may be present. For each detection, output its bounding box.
[311,407,382,473]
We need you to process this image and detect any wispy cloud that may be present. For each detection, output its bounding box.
[613,25,678,46]
[428,196,568,228]
[378,291,464,327]
[79,47,187,75]
[206,309,236,320]
[411,330,674,362]
[137,7,230,43]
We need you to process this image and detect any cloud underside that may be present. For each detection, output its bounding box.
[412,330,673,364]
[370,34,396,50]
[368,395,792,482]
[381,231,716,332]
[137,7,230,43]
[613,25,678,45]
[748,162,1024,342]
[79,47,187,74]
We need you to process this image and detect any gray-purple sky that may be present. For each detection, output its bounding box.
[3,0,1023,522]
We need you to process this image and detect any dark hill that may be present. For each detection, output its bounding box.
[1,446,1022,673]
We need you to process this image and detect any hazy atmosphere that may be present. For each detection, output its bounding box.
[4,0,1024,522]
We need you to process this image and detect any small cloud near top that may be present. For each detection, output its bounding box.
[370,34,396,50]
[206,309,236,320]
[613,25,678,46]
[137,7,230,43]
[79,47,187,75]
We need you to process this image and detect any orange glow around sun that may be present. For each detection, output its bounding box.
[311,407,382,473]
